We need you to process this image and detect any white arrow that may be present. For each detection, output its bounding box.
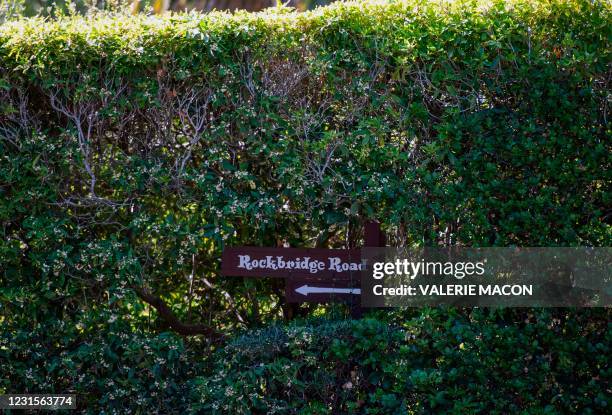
[295,285,361,296]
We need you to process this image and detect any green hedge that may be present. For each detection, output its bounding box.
[0,0,610,412]
[194,310,611,414]
[0,0,609,249]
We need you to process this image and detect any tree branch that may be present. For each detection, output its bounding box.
[132,286,224,340]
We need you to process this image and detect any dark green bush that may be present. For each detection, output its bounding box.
[193,310,611,414]
[0,318,201,412]
[0,0,610,412]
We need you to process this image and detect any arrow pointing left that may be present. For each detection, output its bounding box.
[295,285,361,296]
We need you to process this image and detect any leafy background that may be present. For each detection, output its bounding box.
[0,0,610,413]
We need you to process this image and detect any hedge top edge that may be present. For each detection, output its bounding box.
[1,0,609,47]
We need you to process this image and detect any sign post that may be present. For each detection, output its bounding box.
[220,221,386,318]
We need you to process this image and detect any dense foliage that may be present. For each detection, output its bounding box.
[195,310,610,414]
[0,0,610,412]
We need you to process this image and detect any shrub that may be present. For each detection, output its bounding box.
[0,319,202,412]
[0,0,609,249]
[0,0,610,412]
[192,310,611,414]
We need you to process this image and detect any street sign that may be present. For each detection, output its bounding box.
[221,247,362,279]
[221,221,385,307]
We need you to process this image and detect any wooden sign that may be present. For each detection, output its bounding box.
[221,222,385,306]
[221,247,362,279]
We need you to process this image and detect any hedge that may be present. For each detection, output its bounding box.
[193,310,611,414]
[0,0,610,412]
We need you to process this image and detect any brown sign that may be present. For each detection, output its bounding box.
[221,247,362,279]
[221,222,385,307]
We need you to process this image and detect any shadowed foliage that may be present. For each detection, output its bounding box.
[0,0,610,412]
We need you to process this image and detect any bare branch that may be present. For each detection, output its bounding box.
[174,86,213,177]
[133,285,224,339]
[48,77,126,199]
